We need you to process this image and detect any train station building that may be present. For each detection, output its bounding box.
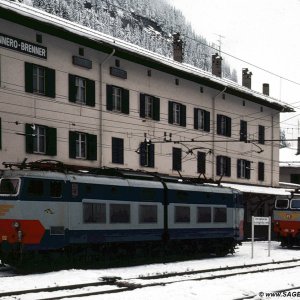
[0,0,294,237]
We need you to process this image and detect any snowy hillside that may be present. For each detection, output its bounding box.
[16,0,237,81]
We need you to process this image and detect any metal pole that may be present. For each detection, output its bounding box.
[268,216,271,257]
[251,216,254,259]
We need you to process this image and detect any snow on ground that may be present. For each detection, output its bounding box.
[1,241,300,299]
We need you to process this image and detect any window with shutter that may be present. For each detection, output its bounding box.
[112,137,124,164]
[197,151,206,174]
[217,114,231,137]
[216,155,231,177]
[69,74,95,106]
[25,62,55,98]
[140,142,155,168]
[169,101,186,127]
[258,162,264,181]
[258,125,265,144]
[237,159,251,179]
[172,147,182,171]
[194,108,210,132]
[240,120,247,141]
[107,85,129,114]
[25,124,57,156]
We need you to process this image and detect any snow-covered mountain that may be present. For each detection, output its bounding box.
[17,0,237,81]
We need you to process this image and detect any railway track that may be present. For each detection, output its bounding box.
[1,259,300,299]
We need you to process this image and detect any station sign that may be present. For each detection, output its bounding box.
[0,33,47,59]
[252,216,270,226]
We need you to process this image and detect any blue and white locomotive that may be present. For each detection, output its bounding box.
[0,160,244,267]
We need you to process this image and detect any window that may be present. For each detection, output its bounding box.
[28,179,44,196]
[69,131,97,161]
[36,34,42,43]
[33,125,46,154]
[79,47,84,56]
[112,137,124,164]
[140,94,160,121]
[172,147,182,171]
[25,62,55,98]
[168,101,186,127]
[258,162,265,181]
[217,114,231,137]
[197,207,211,223]
[216,156,231,177]
[69,74,95,107]
[258,125,265,144]
[110,203,130,223]
[291,174,300,184]
[140,142,155,168]
[197,151,206,174]
[213,207,227,223]
[194,108,210,132]
[139,205,157,223]
[175,206,190,223]
[50,181,62,198]
[237,159,251,179]
[83,203,106,223]
[25,123,57,156]
[291,200,300,209]
[107,85,129,114]
[240,120,247,141]
[0,179,20,195]
[275,199,289,209]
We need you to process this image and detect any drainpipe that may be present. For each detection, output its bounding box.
[271,115,274,186]
[212,86,227,180]
[99,49,115,167]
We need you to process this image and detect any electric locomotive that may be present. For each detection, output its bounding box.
[273,194,300,247]
[0,160,244,268]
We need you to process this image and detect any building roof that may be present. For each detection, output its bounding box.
[0,0,294,113]
[280,147,300,168]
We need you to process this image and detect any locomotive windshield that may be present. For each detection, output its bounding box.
[0,178,20,196]
[291,199,300,209]
[275,199,289,209]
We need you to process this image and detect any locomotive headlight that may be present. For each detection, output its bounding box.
[12,221,20,228]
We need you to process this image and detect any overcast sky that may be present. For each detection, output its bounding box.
[167,0,300,142]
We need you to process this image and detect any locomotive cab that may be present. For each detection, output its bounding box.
[273,195,300,247]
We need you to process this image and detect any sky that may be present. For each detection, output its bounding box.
[167,0,300,145]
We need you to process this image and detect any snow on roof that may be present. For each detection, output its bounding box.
[0,0,294,112]
[220,182,290,195]
[280,147,300,167]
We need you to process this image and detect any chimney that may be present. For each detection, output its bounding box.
[212,53,222,77]
[173,33,183,63]
[242,68,252,89]
[262,83,269,96]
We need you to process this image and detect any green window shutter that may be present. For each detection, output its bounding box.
[140,142,147,166]
[122,88,129,114]
[204,111,210,132]
[106,85,113,111]
[194,108,198,129]
[245,160,251,179]
[25,62,33,93]
[87,133,97,160]
[197,151,206,174]
[168,101,173,124]
[45,67,56,98]
[25,123,34,153]
[140,94,145,118]
[46,127,57,156]
[227,117,232,137]
[69,74,76,103]
[69,131,77,158]
[149,143,155,168]
[226,157,231,177]
[237,159,241,178]
[153,97,160,121]
[180,104,186,127]
[86,79,95,107]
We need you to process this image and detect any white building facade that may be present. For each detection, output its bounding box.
[0,1,293,191]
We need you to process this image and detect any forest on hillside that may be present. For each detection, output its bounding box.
[19,0,237,81]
